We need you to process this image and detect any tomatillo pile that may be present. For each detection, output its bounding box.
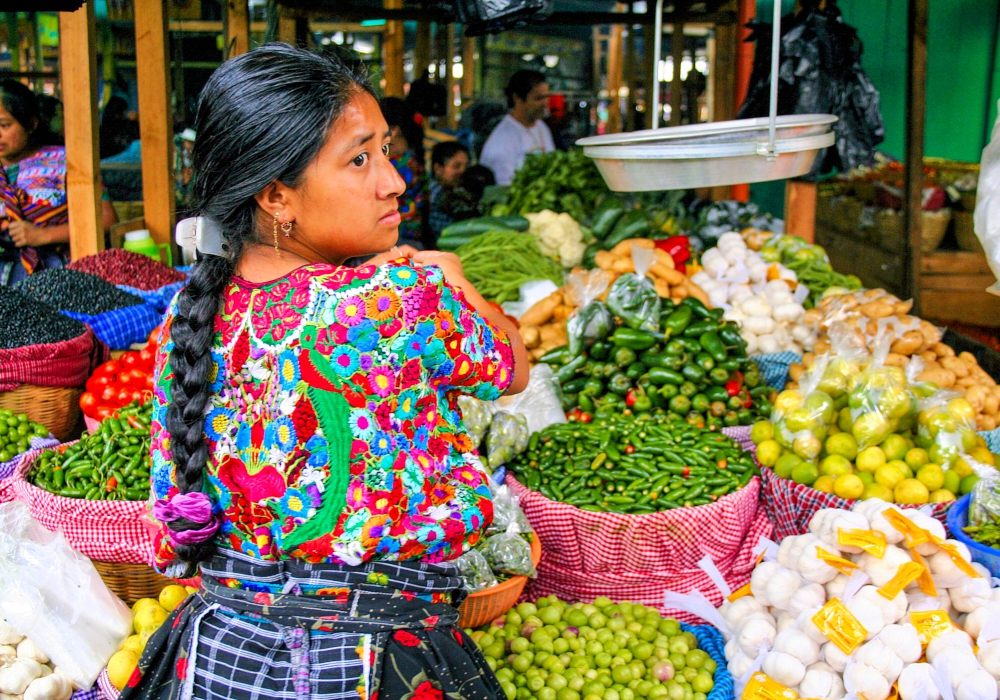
[469,596,717,700]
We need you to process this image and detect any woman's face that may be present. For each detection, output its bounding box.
[0,105,32,164]
[388,125,409,159]
[277,92,406,263]
[435,151,468,189]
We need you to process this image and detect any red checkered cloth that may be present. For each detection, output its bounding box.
[722,425,952,540]
[6,444,155,565]
[0,327,110,392]
[508,473,771,618]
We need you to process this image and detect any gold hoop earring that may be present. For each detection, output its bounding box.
[281,220,293,238]
[272,211,282,256]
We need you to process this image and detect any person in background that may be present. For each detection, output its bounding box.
[99,95,140,159]
[0,80,118,284]
[379,97,427,247]
[428,141,469,239]
[479,70,554,186]
[35,95,63,137]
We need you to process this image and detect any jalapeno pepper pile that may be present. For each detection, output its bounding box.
[508,413,759,513]
[540,296,776,428]
[28,400,152,501]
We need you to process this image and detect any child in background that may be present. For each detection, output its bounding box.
[428,142,469,240]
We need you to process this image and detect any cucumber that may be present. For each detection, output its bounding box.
[440,215,528,239]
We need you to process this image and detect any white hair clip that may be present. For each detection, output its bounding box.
[174,216,232,259]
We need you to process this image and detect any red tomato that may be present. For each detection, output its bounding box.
[121,369,147,387]
[79,392,99,417]
[120,352,140,369]
[138,346,156,370]
[96,360,123,377]
[86,373,112,394]
[117,387,134,405]
[95,406,115,421]
[130,389,145,404]
[144,374,154,390]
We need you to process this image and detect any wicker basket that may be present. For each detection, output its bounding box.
[955,211,983,253]
[458,535,542,629]
[834,197,864,234]
[0,385,82,441]
[92,560,175,607]
[875,209,905,252]
[922,208,952,252]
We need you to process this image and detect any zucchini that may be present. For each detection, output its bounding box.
[440,215,528,239]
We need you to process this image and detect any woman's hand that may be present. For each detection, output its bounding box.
[367,244,420,268]
[411,250,465,286]
[4,220,51,248]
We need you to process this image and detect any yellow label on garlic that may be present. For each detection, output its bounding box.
[909,549,939,597]
[812,598,867,655]
[882,508,931,547]
[728,582,753,603]
[837,528,887,557]
[932,536,982,578]
[878,561,925,599]
[741,672,800,700]
[815,547,861,576]
[910,609,954,647]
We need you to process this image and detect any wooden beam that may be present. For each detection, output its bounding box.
[224,0,250,58]
[905,0,928,310]
[461,35,476,100]
[383,0,404,96]
[415,21,432,78]
[670,23,684,125]
[643,23,656,130]
[134,0,175,249]
[624,25,636,131]
[606,25,624,134]
[59,2,103,260]
[277,14,296,43]
[784,180,816,243]
[445,24,457,128]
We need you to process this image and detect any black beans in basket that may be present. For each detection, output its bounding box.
[13,268,144,315]
[0,287,86,349]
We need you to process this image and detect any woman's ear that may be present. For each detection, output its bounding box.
[254,181,297,222]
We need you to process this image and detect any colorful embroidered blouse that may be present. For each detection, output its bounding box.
[150,260,514,571]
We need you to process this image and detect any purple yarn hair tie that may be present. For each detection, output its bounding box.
[153,492,220,545]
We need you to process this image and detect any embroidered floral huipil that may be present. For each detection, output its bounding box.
[150,260,513,570]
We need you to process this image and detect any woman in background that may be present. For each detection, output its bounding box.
[379,97,427,248]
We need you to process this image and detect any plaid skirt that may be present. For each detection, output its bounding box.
[119,549,502,700]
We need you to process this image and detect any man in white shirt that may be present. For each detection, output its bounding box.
[480,70,556,186]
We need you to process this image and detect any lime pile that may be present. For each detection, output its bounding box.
[470,596,717,700]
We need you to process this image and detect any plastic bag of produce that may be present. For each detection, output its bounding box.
[606,247,661,334]
[482,521,536,577]
[486,412,529,469]
[975,106,1000,295]
[458,396,495,449]
[455,549,498,592]
[770,363,835,462]
[0,501,133,688]
[494,364,566,436]
[564,269,615,356]
[488,481,532,536]
[916,391,979,470]
[968,456,1000,527]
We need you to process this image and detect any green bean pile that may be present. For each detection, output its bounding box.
[29,400,152,501]
[454,231,565,303]
[508,414,759,514]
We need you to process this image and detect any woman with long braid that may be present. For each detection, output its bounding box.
[127,44,527,700]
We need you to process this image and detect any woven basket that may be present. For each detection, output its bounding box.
[458,535,542,629]
[922,208,952,252]
[955,211,983,253]
[92,560,175,607]
[835,197,864,234]
[875,209,905,252]
[0,385,82,441]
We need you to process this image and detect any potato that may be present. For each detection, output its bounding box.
[672,284,689,299]
[986,393,1000,416]
[890,330,924,356]
[530,346,548,361]
[966,386,989,413]
[670,295,684,304]
[814,339,832,355]
[520,324,541,349]
[956,376,978,389]
[683,280,711,306]
[802,309,824,326]
[959,352,980,368]
[540,323,566,344]
[649,264,686,285]
[979,415,998,431]
[860,300,895,319]
[917,367,957,389]
[861,288,887,300]
[885,353,909,367]
[920,321,942,346]
[594,250,618,271]
[611,238,653,257]
[789,364,805,382]
[653,278,671,298]
[993,385,1000,399]
[932,342,955,358]
[652,249,675,269]
[552,305,574,323]
[521,293,562,326]
[802,352,815,367]
[893,299,914,314]
[612,257,636,274]
[942,356,970,378]
[919,350,938,365]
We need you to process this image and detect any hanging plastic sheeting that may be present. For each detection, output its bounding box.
[429,0,552,36]
[974,102,1000,296]
[736,2,884,178]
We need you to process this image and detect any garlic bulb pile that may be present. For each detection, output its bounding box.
[0,620,72,700]
[691,233,813,354]
[722,500,1000,700]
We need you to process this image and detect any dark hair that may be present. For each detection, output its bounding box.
[0,80,61,147]
[379,96,425,162]
[431,141,468,170]
[166,44,373,564]
[102,95,129,122]
[462,164,496,199]
[504,70,546,109]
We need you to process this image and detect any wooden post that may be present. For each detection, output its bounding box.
[906,0,928,311]
[711,12,738,200]
[383,0,405,96]
[415,21,432,79]
[670,23,684,126]
[624,25,636,132]
[434,21,449,83]
[277,12,296,44]
[224,0,250,58]
[134,0,175,248]
[445,24,457,128]
[462,35,476,100]
[58,2,103,259]
[606,25,623,134]
[784,181,816,243]
[643,23,657,130]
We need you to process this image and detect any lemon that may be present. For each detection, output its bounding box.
[875,464,906,491]
[159,585,188,612]
[862,483,894,501]
[786,407,820,432]
[944,469,961,494]
[894,478,930,505]
[947,398,977,423]
[134,604,169,635]
[791,462,820,486]
[917,464,946,492]
[905,448,929,470]
[858,472,875,486]
[828,424,842,436]
[122,634,145,654]
[838,407,854,433]
[961,474,981,495]
[814,476,836,494]
[108,649,139,691]
[970,446,996,466]
[856,446,887,474]
[820,455,853,477]
[852,411,891,448]
[756,439,782,467]
[804,391,836,424]
[751,421,775,445]
[774,453,803,479]
[929,489,957,503]
[793,434,823,461]
[774,390,805,414]
[888,459,913,479]
[834,474,865,500]
[880,435,908,462]
[953,456,974,479]
[825,433,859,461]
[132,598,160,615]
